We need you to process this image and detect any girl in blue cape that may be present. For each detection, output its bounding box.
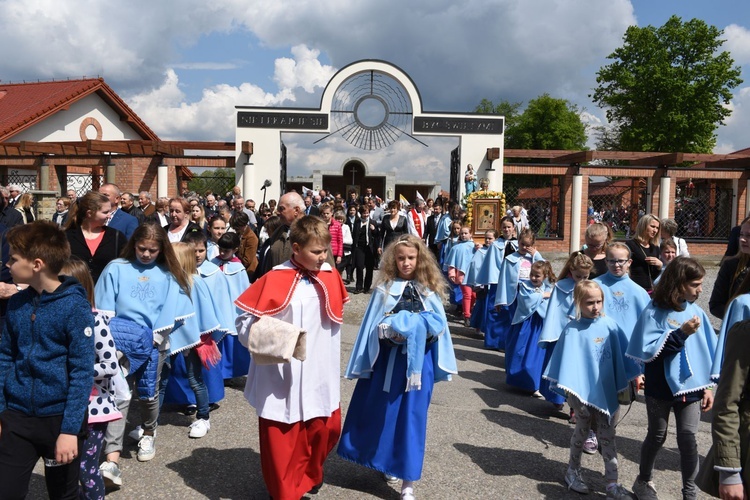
[538,252,594,410]
[211,231,251,379]
[626,256,717,500]
[95,223,193,474]
[339,234,457,500]
[710,262,750,382]
[475,217,517,348]
[543,280,640,498]
[161,242,226,439]
[442,221,464,310]
[446,225,478,327]
[504,260,554,394]
[493,228,544,351]
[467,229,498,334]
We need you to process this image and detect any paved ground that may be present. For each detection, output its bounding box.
[27,256,723,499]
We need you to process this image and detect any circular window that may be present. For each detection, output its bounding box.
[79,117,103,141]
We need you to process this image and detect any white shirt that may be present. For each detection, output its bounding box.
[237,278,340,423]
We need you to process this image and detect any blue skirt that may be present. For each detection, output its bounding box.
[504,313,545,392]
[539,342,565,405]
[483,285,514,350]
[338,341,436,481]
[218,334,251,379]
[164,351,225,405]
[470,288,488,332]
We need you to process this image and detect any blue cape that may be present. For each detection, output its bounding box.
[494,251,545,307]
[511,281,552,325]
[198,260,238,335]
[539,278,576,344]
[712,292,750,381]
[626,301,717,396]
[543,316,641,419]
[465,246,488,286]
[434,215,453,243]
[594,273,651,342]
[95,258,193,339]
[345,279,457,384]
[444,240,475,275]
[474,239,517,285]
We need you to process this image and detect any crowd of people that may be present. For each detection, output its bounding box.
[0,182,747,500]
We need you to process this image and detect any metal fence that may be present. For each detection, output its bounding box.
[587,177,646,239]
[503,174,564,238]
[674,178,733,240]
[67,173,104,197]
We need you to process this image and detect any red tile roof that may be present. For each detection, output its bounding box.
[0,78,159,142]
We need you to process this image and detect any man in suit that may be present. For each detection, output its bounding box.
[303,195,320,216]
[100,183,139,240]
[352,204,379,294]
[424,202,442,259]
[6,185,21,208]
[138,191,156,218]
[121,192,145,224]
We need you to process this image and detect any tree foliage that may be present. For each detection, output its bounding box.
[591,16,743,153]
[513,94,587,150]
[475,95,587,150]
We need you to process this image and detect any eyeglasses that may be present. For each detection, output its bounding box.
[606,259,629,266]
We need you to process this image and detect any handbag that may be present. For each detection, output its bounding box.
[247,315,307,365]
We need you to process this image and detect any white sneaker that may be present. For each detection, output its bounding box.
[188,418,210,438]
[137,435,156,462]
[99,460,122,487]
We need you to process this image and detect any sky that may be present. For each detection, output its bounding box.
[1,0,749,187]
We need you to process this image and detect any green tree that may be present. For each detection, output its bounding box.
[513,94,587,150]
[591,16,742,153]
[475,98,522,148]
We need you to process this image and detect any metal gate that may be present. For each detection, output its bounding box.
[450,146,460,201]
[280,142,287,195]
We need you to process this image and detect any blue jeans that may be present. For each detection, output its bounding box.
[159,350,210,420]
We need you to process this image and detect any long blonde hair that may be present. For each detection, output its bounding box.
[171,242,196,291]
[376,234,448,301]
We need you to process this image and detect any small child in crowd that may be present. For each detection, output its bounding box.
[446,225,478,326]
[236,216,349,499]
[543,280,640,499]
[212,231,251,379]
[539,252,594,410]
[0,222,95,498]
[61,256,123,499]
[504,260,555,395]
[494,228,545,351]
[338,234,457,500]
[467,229,497,334]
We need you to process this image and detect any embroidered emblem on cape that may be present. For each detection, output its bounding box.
[609,293,629,313]
[592,338,611,361]
[131,282,155,301]
[667,318,681,328]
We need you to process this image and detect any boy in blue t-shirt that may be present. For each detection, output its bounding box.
[0,221,95,498]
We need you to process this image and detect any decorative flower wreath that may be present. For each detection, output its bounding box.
[463,190,506,227]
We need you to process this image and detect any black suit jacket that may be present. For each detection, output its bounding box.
[67,226,127,283]
[352,218,379,253]
[425,213,440,246]
[305,205,320,217]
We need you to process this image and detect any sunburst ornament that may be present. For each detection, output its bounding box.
[325,70,416,150]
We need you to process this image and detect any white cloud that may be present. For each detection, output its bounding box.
[715,86,750,153]
[273,45,336,93]
[723,24,750,66]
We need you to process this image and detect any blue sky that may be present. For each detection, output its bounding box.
[1,0,748,186]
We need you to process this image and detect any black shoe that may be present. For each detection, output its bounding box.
[353,289,363,294]
[464,318,471,327]
[308,481,323,495]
